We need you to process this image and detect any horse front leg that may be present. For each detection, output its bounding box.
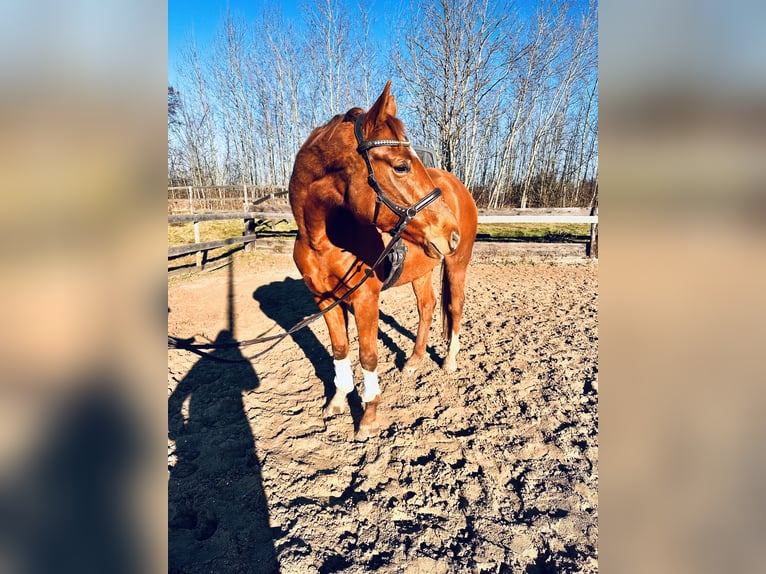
[353,290,382,440]
[321,302,353,417]
[403,271,435,375]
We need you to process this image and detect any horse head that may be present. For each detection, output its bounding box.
[346,81,461,259]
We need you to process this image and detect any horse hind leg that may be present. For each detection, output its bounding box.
[403,272,436,376]
[444,332,461,372]
[441,261,467,372]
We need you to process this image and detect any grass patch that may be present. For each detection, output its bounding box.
[168,218,297,273]
[476,223,590,242]
[168,219,297,246]
[168,220,589,247]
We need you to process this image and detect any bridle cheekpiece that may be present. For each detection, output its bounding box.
[353,113,442,234]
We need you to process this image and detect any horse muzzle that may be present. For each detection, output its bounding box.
[427,228,461,259]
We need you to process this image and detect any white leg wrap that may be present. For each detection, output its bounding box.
[448,333,460,359]
[361,369,381,403]
[333,357,355,394]
[444,333,460,371]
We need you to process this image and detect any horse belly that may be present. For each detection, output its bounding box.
[389,244,439,288]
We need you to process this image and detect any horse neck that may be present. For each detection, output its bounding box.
[292,144,351,245]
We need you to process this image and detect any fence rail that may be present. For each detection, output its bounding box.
[168,211,291,224]
[168,185,598,267]
[476,208,597,224]
[167,199,598,267]
[167,185,288,215]
[170,208,596,224]
[167,184,288,193]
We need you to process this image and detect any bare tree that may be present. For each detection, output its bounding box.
[181,39,224,186]
[256,7,311,185]
[168,0,598,209]
[393,0,510,186]
[211,12,260,185]
[481,0,597,208]
[167,86,184,183]
[168,38,225,189]
[304,0,351,118]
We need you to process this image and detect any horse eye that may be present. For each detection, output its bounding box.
[393,163,410,174]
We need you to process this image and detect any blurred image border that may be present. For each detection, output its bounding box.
[1,1,764,572]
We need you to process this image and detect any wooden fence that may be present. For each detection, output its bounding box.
[168,184,288,214]
[168,200,598,268]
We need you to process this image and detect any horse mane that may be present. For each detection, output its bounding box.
[378,115,408,142]
[302,113,349,149]
[361,107,408,142]
[304,106,408,150]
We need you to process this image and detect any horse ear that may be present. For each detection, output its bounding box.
[364,80,397,135]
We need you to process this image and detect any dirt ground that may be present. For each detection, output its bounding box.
[168,248,598,573]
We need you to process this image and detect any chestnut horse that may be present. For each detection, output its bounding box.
[289,81,477,439]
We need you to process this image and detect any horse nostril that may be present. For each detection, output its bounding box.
[450,231,460,251]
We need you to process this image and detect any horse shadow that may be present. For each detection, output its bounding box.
[252,277,366,429]
[253,277,444,417]
[168,262,278,573]
[377,309,443,370]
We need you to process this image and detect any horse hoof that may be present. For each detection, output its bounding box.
[323,398,348,418]
[355,424,379,441]
[443,358,458,372]
[403,358,420,376]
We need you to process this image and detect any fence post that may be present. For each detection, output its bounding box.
[193,215,205,268]
[242,183,257,252]
[588,205,598,259]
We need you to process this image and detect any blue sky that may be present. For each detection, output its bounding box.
[168,0,595,88]
[171,2,247,86]
[169,0,304,86]
[168,0,405,87]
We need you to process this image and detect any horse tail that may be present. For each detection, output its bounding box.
[440,260,452,341]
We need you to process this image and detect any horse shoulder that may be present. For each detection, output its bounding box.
[293,204,364,296]
[293,177,342,247]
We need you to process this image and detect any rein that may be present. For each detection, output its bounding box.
[167,222,410,363]
[168,114,441,363]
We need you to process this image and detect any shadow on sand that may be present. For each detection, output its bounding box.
[377,308,443,370]
[252,277,367,430]
[252,275,443,425]
[0,375,146,573]
[168,260,278,574]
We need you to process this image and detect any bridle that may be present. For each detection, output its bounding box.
[168,113,443,362]
[353,113,442,234]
